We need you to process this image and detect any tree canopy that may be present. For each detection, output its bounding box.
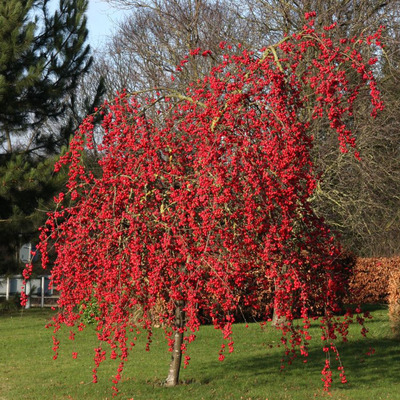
[24,18,383,394]
[98,0,400,257]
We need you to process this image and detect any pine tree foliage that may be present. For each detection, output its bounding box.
[0,0,103,273]
[0,0,92,153]
[0,153,68,273]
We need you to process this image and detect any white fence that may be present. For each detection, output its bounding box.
[0,275,58,308]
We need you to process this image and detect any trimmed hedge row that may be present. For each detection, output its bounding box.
[342,256,400,336]
[345,257,400,304]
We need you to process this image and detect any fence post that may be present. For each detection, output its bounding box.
[41,276,45,308]
[6,277,10,301]
[25,280,31,309]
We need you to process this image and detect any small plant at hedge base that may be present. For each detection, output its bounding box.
[78,297,100,325]
[389,271,400,339]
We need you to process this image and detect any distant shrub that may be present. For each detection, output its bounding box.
[0,296,21,314]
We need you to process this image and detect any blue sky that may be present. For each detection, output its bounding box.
[48,0,127,48]
[86,0,127,48]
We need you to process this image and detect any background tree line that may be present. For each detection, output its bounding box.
[1,0,400,274]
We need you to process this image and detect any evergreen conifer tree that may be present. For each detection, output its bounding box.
[0,0,104,274]
[0,0,92,153]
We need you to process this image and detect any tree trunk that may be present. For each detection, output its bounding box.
[165,301,185,387]
[5,128,12,153]
[272,266,288,328]
[271,306,287,327]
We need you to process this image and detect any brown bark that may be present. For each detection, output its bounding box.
[272,264,288,328]
[165,301,185,387]
[271,306,287,328]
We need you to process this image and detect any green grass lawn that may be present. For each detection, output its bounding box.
[0,305,399,400]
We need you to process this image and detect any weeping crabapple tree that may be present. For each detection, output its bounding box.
[23,14,383,394]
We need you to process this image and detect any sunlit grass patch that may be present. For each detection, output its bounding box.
[0,306,399,400]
